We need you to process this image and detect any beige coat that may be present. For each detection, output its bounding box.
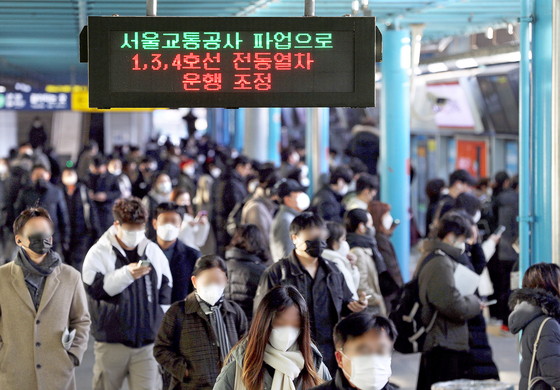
[351,246,387,316]
[0,262,91,390]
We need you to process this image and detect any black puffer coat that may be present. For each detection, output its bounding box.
[224,247,267,322]
[509,288,560,390]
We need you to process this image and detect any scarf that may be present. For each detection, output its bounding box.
[263,343,305,390]
[14,248,61,310]
[196,292,232,363]
[346,232,387,273]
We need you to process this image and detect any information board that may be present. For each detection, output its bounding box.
[83,17,380,108]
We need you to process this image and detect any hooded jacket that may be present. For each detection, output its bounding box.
[509,288,560,390]
[417,240,481,353]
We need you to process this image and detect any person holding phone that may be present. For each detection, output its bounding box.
[82,197,173,390]
[172,187,211,251]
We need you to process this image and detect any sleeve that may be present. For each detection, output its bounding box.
[150,244,173,311]
[236,305,248,339]
[481,239,497,261]
[353,249,383,308]
[278,220,295,260]
[153,305,189,382]
[213,360,237,390]
[105,176,122,201]
[82,248,135,298]
[57,192,71,246]
[421,257,481,322]
[340,273,356,317]
[253,268,279,316]
[316,199,338,223]
[319,362,332,381]
[68,273,91,365]
[194,220,211,248]
[467,243,487,275]
[536,320,560,388]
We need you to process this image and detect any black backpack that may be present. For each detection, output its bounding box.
[389,250,441,354]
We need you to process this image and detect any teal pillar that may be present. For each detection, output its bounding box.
[529,0,553,267]
[305,107,329,196]
[233,108,245,153]
[206,108,214,138]
[244,108,269,162]
[380,28,412,282]
[268,107,281,166]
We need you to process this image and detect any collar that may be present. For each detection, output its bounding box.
[279,204,301,217]
[334,369,354,390]
[184,292,236,315]
[286,250,340,277]
[422,239,463,261]
[346,232,375,249]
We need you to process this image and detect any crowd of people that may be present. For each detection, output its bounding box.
[0,131,558,390]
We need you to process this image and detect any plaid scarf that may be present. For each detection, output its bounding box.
[195,292,232,363]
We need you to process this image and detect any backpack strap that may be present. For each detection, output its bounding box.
[528,317,553,390]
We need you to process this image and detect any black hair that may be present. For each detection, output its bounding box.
[426,179,446,204]
[344,208,369,233]
[449,169,475,187]
[228,224,271,263]
[348,158,368,176]
[92,155,108,167]
[281,146,296,163]
[453,192,482,217]
[333,312,398,349]
[234,155,251,168]
[112,197,148,224]
[192,254,227,276]
[13,207,55,236]
[356,173,379,193]
[289,212,325,236]
[436,210,472,240]
[326,222,346,250]
[329,166,353,185]
[32,163,51,174]
[154,202,184,221]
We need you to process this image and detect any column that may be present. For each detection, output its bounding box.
[244,107,269,162]
[232,108,245,152]
[305,107,329,196]
[380,28,412,282]
[268,107,281,166]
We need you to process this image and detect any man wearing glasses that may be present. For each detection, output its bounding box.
[311,312,397,390]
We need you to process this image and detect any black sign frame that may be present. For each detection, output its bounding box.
[84,16,379,108]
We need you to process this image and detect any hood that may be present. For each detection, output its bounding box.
[225,247,263,263]
[508,288,560,334]
[422,239,463,261]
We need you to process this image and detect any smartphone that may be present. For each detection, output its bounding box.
[138,260,151,268]
[494,225,506,236]
[195,210,208,222]
[483,299,498,307]
[392,219,401,227]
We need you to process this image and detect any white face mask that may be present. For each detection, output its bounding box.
[0,164,7,175]
[183,166,196,177]
[157,223,180,242]
[62,175,78,186]
[211,168,222,178]
[248,180,259,194]
[337,240,350,257]
[157,181,172,194]
[382,214,393,231]
[339,183,349,196]
[348,180,357,192]
[300,177,310,187]
[473,210,481,223]
[197,283,225,306]
[295,192,310,211]
[111,169,122,176]
[342,353,392,390]
[120,229,145,248]
[453,240,466,254]
[440,188,449,195]
[269,326,300,352]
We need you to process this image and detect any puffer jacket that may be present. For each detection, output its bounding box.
[509,288,560,390]
[213,339,331,390]
[417,240,481,353]
[224,247,268,322]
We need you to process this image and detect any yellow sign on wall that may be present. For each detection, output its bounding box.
[71,91,156,112]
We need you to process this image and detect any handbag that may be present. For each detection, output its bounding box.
[528,317,557,390]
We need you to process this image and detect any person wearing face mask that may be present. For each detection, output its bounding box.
[154,202,201,303]
[309,166,353,224]
[154,255,247,390]
[0,207,90,390]
[84,155,122,237]
[270,179,310,262]
[172,188,211,251]
[344,174,379,212]
[344,209,387,316]
[82,197,173,390]
[310,312,397,390]
[430,169,476,235]
[256,213,368,375]
[367,202,404,312]
[60,168,100,272]
[322,222,360,301]
[143,172,173,241]
[415,211,484,390]
[132,157,157,199]
[14,164,70,254]
[214,285,331,390]
[108,157,132,198]
[424,179,446,238]
[279,146,301,179]
[177,159,199,201]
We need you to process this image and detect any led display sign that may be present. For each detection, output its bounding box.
[82,16,381,108]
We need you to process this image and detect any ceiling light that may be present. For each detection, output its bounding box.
[352,0,359,12]
[427,62,448,73]
[455,58,478,69]
[486,27,494,39]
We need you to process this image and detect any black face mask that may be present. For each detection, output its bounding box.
[304,239,327,258]
[365,226,376,237]
[34,178,48,192]
[27,233,53,255]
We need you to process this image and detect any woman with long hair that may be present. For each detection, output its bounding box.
[509,263,560,390]
[214,285,331,390]
[225,224,272,322]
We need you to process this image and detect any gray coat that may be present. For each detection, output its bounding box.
[270,205,300,263]
[213,339,331,390]
[509,288,560,390]
[417,240,481,353]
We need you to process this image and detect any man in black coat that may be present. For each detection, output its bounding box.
[153,202,201,303]
[310,166,353,224]
[83,155,122,237]
[211,156,252,256]
[254,212,368,375]
[14,164,70,252]
[310,312,397,390]
[60,168,100,272]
